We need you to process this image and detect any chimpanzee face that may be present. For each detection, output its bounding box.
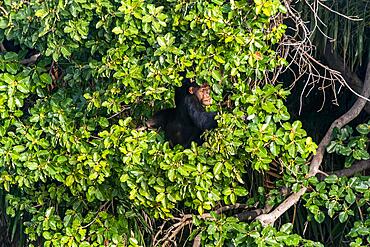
[189,84,212,106]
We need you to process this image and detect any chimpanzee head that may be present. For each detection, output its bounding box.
[188,83,212,106]
[179,74,213,107]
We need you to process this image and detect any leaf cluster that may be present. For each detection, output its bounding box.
[327,123,370,167]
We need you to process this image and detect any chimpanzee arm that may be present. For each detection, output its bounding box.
[186,97,217,131]
[146,108,176,129]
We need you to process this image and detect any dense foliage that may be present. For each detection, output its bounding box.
[0,0,369,246]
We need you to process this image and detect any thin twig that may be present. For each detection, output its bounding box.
[107,106,131,120]
[274,0,370,116]
[317,0,362,21]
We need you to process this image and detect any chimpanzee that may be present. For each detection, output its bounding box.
[146,79,217,148]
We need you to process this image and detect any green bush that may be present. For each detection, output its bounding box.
[2,0,366,246]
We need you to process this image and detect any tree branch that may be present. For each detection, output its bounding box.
[310,62,370,176]
[20,53,41,65]
[236,204,272,221]
[256,62,370,226]
[332,160,370,177]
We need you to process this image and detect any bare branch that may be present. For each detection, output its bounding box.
[20,53,41,65]
[256,188,307,226]
[236,204,272,221]
[192,234,201,247]
[162,221,192,247]
[309,62,370,176]
[331,160,370,177]
[214,203,250,214]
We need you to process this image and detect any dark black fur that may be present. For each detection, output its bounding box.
[148,80,217,148]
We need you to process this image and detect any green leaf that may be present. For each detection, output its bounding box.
[338,211,348,223]
[213,162,223,176]
[157,36,166,47]
[112,27,123,34]
[168,169,175,182]
[65,175,74,186]
[292,120,302,130]
[230,193,236,204]
[29,115,40,122]
[0,18,8,29]
[45,207,54,218]
[40,73,52,84]
[6,63,18,74]
[231,67,238,76]
[234,187,248,196]
[269,142,279,156]
[196,191,203,202]
[17,82,30,94]
[325,175,338,184]
[353,182,369,193]
[345,189,356,204]
[35,9,48,18]
[337,145,352,156]
[177,166,190,176]
[280,223,293,234]
[314,211,325,223]
[25,161,38,170]
[223,188,232,196]
[326,141,337,153]
[214,55,225,64]
[155,193,166,202]
[2,73,14,84]
[13,145,25,153]
[142,15,153,23]
[14,97,23,108]
[353,150,370,160]
[198,205,204,215]
[7,96,14,109]
[211,70,222,81]
[43,231,52,240]
[287,143,296,157]
[120,174,129,183]
[356,124,369,135]
[57,156,68,163]
[99,117,109,128]
[61,47,72,57]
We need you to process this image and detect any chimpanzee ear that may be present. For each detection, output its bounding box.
[188,87,194,94]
